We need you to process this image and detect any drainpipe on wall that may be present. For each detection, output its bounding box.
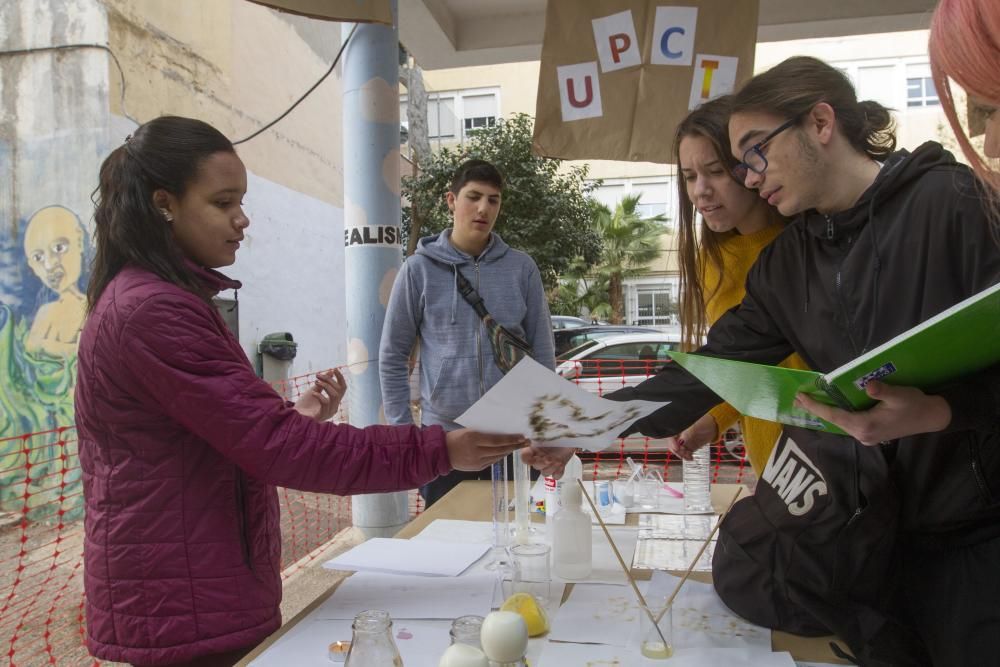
[342,0,409,538]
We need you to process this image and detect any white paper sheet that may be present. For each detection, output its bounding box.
[536,644,796,666]
[322,537,488,577]
[536,640,642,665]
[456,356,668,452]
[411,519,494,545]
[654,573,771,650]
[248,618,451,666]
[667,648,797,666]
[314,571,496,620]
[413,519,639,587]
[548,582,648,646]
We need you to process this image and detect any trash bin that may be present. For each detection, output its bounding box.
[258,332,297,399]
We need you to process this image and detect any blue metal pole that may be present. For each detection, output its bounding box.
[342,1,409,537]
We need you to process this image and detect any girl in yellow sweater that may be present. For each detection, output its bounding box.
[671,96,809,476]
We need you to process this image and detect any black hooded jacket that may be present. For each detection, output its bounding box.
[613,142,1000,538]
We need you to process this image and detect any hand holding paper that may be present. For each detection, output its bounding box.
[445,429,529,471]
[457,357,669,452]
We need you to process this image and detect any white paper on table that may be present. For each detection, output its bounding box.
[626,493,714,514]
[411,519,494,545]
[411,519,637,585]
[456,356,668,452]
[248,617,451,666]
[322,537,488,577]
[547,582,649,646]
[314,572,495,620]
[536,640,642,665]
[653,572,771,650]
[667,648,797,666]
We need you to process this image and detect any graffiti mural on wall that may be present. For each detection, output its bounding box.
[0,205,90,519]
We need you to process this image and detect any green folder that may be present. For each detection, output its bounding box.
[669,281,1000,434]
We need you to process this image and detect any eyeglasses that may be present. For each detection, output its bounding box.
[733,116,800,180]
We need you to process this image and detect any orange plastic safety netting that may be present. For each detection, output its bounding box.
[0,361,751,665]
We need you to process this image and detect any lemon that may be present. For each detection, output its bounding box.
[500,592,550,637]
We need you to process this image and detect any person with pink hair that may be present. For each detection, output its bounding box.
[929,0,1000,229]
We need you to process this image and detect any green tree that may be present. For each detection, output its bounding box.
[401,113,602,288]
[549,257,611,322]
[588,195,666,324]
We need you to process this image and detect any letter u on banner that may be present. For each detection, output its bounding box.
[558,62,604,121]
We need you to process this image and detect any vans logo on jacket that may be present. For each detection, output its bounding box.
[762,436,828,516]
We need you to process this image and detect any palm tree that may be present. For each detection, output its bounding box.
[590,194,666,323]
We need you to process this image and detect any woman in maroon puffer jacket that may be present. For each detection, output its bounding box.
[75,116,541,667]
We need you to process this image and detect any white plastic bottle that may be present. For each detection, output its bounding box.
[552,482,592,579]
[544,454,582,536]
[683,446,712,512]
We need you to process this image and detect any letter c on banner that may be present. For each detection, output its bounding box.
[660,27,685,59]
[651,6,698,67]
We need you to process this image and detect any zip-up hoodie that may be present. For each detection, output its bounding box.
[612,142,1000,539]
[380,230,555,431]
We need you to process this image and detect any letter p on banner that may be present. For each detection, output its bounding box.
[592,10,642,72]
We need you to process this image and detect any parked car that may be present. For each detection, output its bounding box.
[550,315,591,330]
[557,332,745,464]
[556,333,680,393]
[554,325,659,356]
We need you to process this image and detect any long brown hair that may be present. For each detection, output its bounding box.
[674,96,783,351]
[88,116,236,312]
[731,56,896,161]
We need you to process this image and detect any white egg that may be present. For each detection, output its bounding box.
[480,611,528,663]
[439,642,489,667]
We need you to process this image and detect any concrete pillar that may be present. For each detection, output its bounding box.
[342,1,410,537]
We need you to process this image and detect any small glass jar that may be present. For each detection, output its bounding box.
[450,615,485,650]
[344,609,402,666]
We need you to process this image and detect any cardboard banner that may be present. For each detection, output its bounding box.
[247,0,392,25]
[533,0,759,163]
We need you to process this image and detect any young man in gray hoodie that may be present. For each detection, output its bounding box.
[380,159,556,506]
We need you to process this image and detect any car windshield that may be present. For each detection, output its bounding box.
[557,339,601,361]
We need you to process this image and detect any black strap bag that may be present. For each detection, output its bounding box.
[431,258,533,374]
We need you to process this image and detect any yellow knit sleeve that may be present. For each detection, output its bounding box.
[707,402,740,436]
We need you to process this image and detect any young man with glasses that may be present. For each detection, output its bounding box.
[602,56,1000,664]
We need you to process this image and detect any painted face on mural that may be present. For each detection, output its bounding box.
[159,151,249,269]
[446,180,501,256]
[679,135,759,234]
[24,207,85,294]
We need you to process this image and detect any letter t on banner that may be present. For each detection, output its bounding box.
[688,54,738,109]
[592,10,642,72]
[558,62,604,121]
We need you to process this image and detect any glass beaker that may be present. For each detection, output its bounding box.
[450,614,485,650]
[344,609,402,666]
[638,599,673,660]
[509,543,552,608]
